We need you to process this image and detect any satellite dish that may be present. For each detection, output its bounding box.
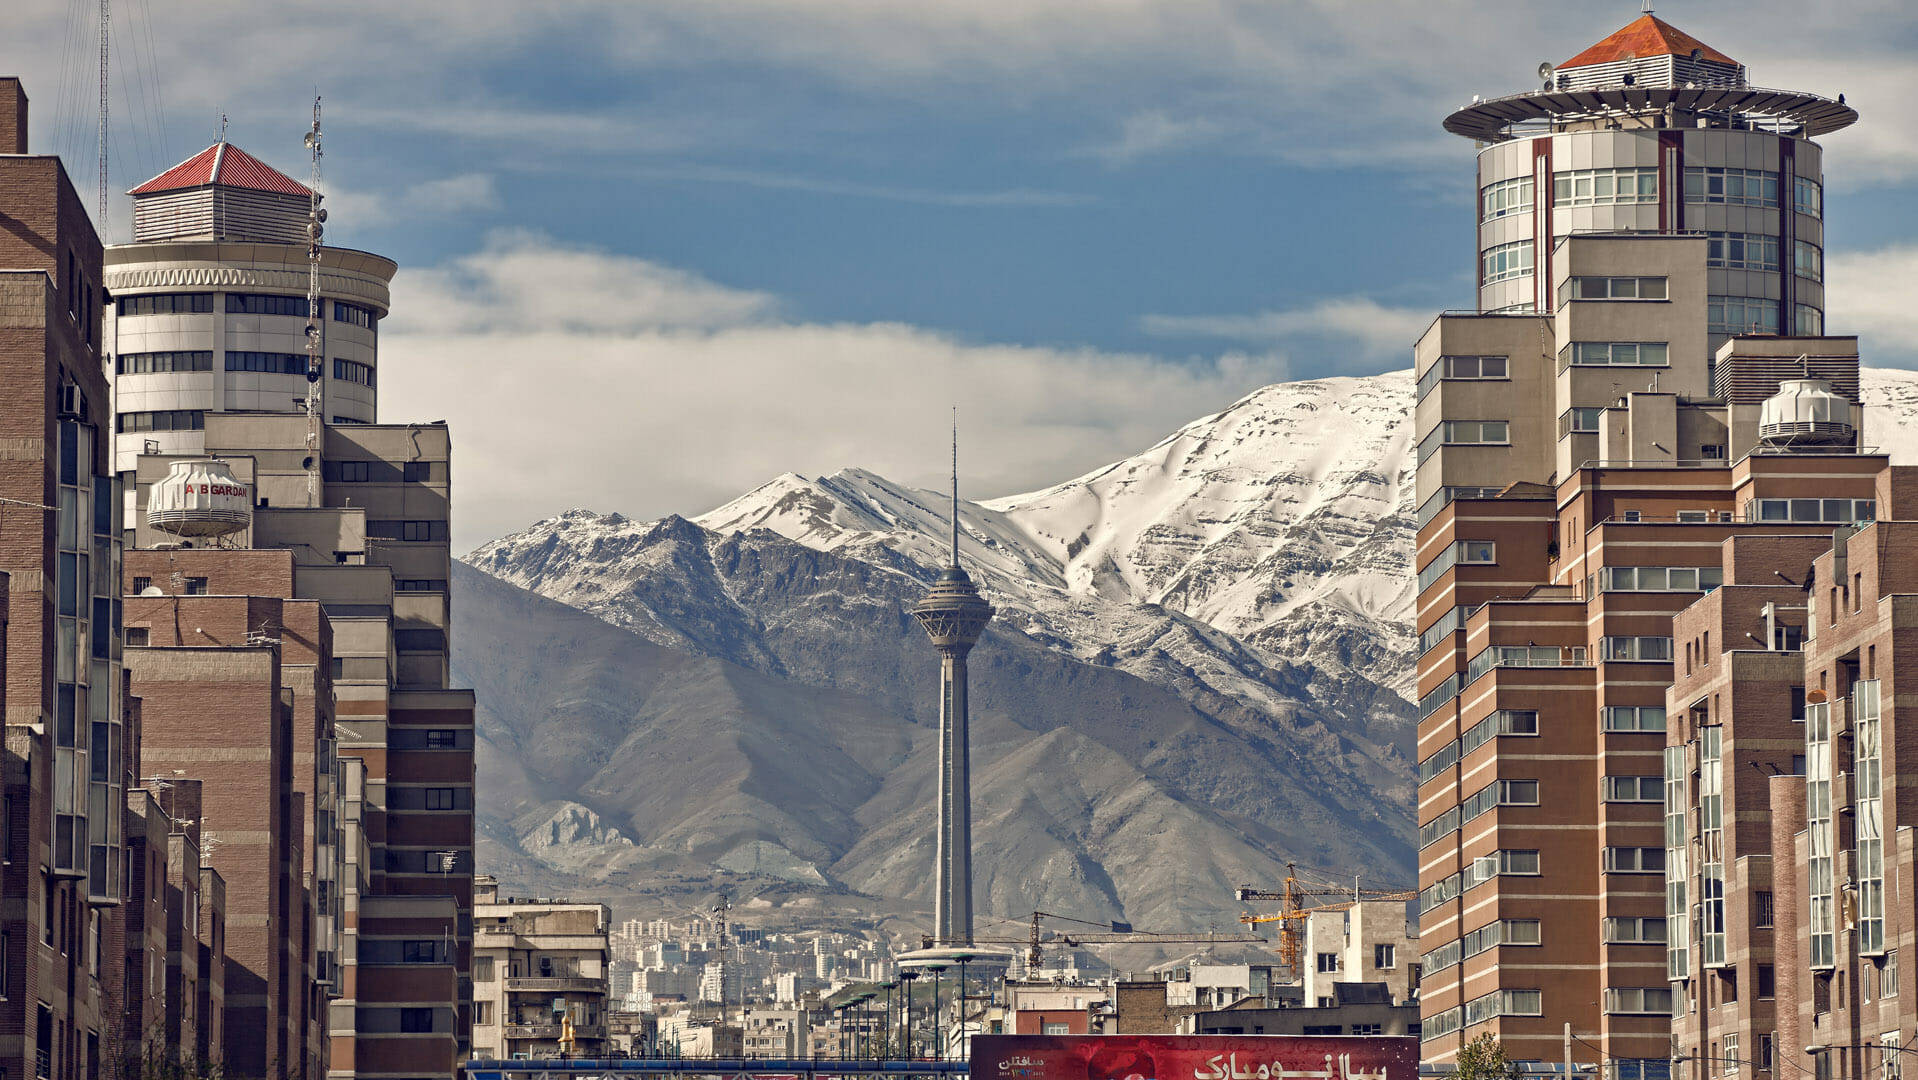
[1623,73,1636,86]
[1538,62,1556,85]
[140,586,163,597]
[1690,48,1703,62]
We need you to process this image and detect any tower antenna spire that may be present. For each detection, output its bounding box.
[951,407,960,568]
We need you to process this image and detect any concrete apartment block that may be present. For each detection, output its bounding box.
[472,877,612,1061]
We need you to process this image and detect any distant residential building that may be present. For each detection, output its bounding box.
[1301,902,1417,1006]
[1193,983,1419,1038]
[472,876,612,1060]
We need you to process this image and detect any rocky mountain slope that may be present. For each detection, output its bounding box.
[456,366,1918,931]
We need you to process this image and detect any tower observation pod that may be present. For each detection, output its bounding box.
[1442,13,1855,340]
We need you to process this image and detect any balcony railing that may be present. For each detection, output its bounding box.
[506,976,605,994]
[505,1022,607,1041]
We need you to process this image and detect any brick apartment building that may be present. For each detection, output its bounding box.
[1413,13,1881,1078]
[0,72,477,1080]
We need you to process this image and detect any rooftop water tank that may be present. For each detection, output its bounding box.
[1757,378,1855,450]
[147,458,251,539]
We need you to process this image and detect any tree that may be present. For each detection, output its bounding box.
[1455,1034,1525,1080]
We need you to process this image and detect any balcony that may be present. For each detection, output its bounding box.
[504,1022,607,1042]
[506,976,605,994]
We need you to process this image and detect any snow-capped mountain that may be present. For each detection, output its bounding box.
[458,366,1918,928]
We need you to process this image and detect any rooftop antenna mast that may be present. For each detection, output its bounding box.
[302,97,325,503]
[97,0,109,224]
[950,407,961,567]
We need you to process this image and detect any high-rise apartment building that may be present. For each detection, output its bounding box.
[1413,15,1876,1076]
[0,74,135,1080]
[102,130,476,1079]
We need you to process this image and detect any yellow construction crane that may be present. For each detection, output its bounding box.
[1235,864,1414,974]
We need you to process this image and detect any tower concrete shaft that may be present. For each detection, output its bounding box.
[913,565,992,946]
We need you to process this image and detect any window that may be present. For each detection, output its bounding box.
[1753,891,1774,928]
[225,351,307,375]
[1042,1022,1070,1036]
[1418,674,1460,722]
[115,350,213,375]
[183,578,208,595]
[1795,304,1824,336]
[1700,444,1726,460]
[1601,636,1672,662]
[403,461,431,482]
[1603,987,1674,1015]
[120,409,205,433]
[1603,776,1664,802]
[331,415,368,424]
[332,301,377,329]
[1598,567,1723,593]
[1562,276,1668,303]
[1317,952,1339,973]
[1468,645,1583,682]
[1856,681,1886,954]
[1757,964,1775,999]
[396,579,449,592]
[1462,919,1541,958]
[1749,498,1874,524]
[1807,698,1835,968]
[1481,240,1534,284]
[117,292,213,316]
[1724,1035,1740,1075]
[1604,917,1668,944]
[1463,988,1542,1027]
[1795,240,1824,282]
[1375,944,1395,969]
[1794,175,1822,217]
[1554,167,1658,206]
[1419,607,1463,658]
[402,940,438,963]
[327,461,371,483]
[1561,341,1669,369]
[1417,355,1508,399]
[332,358,376,387]
[1416,539,1498,592]
[1560,407,1603,436]
[1685,167,1779,207]
[226,293,311,317]
[1462,779,1540,823]
[1709,296,1780,335]
[399,1008,434,1033]
[1603,706,1668,732]
[475,1002,494,1025]
[424,788,457,811]
[124,627,148,647]
[1417,420,1509,465]
[1481,176,1533,220]
[1705,232,1780,271]
[1886,951,1900,998]
[474,956,495,982]
[367,520,449,542]
[1352,1024,1382,1037]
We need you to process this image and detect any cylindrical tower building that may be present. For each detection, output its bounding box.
[102,141,396,480]
[1449,15,1852,345]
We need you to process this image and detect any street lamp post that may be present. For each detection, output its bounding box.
[927,965,947,1061]
[898,969,920,1059]
[952,953,975,1062]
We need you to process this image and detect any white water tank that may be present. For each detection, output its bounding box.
[1758,378,1855,449]
[147,458,251,539]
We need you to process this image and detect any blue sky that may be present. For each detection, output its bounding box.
[12,1,1918,545]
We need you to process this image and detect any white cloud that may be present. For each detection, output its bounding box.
[1828,244,1918,364]
[1082,110,1231,163]
[375,234,1291,549]
[1141,298,1433,360]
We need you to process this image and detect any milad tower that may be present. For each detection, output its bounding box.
[898,428,1011,992]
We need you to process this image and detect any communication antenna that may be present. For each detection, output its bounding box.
[1537,61,1555,91]
[302,97,325,503]
[97,0,109,224]
[950,407,961,568]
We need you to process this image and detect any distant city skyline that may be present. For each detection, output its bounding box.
[10,1,1918,546]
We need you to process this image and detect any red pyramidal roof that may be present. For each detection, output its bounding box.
[128,142,312,197]
[1562,14,1737,68]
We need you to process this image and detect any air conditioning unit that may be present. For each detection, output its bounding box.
[56,382,84,419]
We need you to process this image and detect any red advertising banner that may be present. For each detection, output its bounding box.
[971,1035,1419,1080]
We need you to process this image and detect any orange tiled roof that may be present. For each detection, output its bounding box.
[1562,14,1736,69]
